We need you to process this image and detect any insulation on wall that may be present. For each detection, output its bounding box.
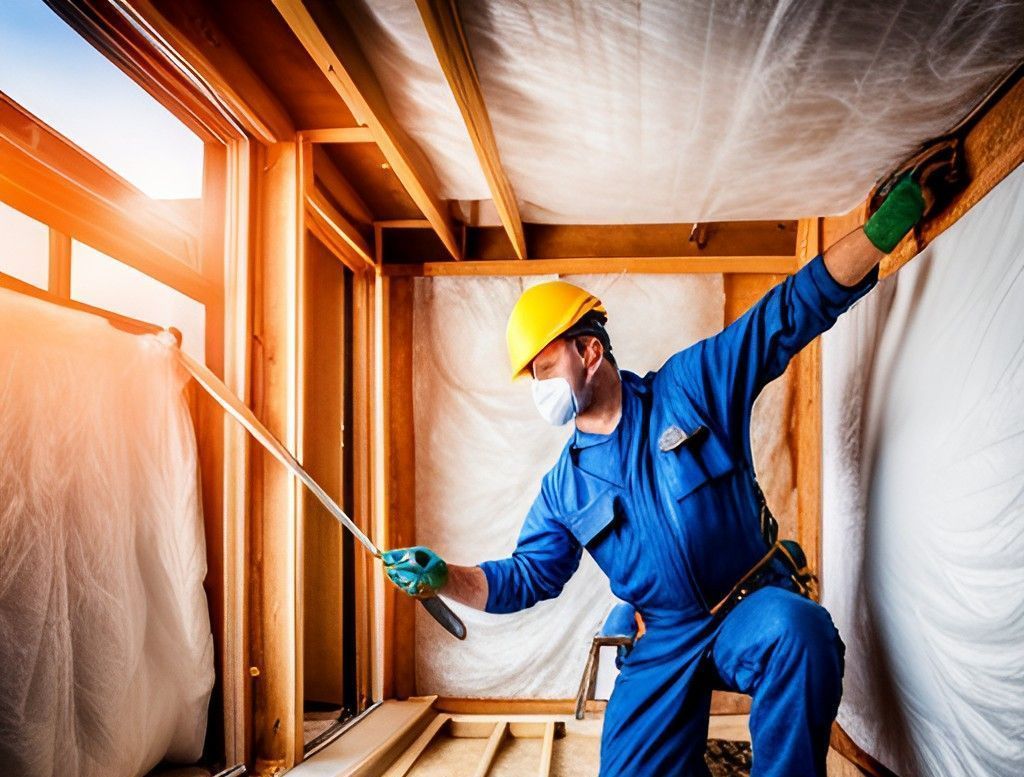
[822,163,1024,776]
[343,0,1024,224]
[0,290,214,777]
[412,272,797,698]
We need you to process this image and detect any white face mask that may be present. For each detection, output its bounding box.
[531,376,578,426]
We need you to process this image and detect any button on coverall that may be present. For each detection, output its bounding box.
[480,254,879,776]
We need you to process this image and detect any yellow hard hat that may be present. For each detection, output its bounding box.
[506,281,606,381]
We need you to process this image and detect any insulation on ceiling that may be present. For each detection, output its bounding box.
[343,0,1024,225]
[411,272,798,697]
[0,292,214,777]
[821,163,1024,776]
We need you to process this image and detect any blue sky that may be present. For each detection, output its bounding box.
[0,0,204,199]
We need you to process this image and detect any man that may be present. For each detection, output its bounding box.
[382,174,930,776]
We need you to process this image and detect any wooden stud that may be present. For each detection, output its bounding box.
[270,0,462,260]
[250,141,304,773]
[351,269,378,712]
[415,0,527,259]
[381,278,417,700]
[301,127,375,143]
[793,218,823,588]
[472,722,508,777]
[381,255,797,277]
[219,138,257,768]
[47,229,72,298]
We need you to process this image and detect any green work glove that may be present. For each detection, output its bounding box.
[864,173,926,253]
[382,546,448,598]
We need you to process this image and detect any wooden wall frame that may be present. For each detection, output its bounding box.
[10,7,1020,776]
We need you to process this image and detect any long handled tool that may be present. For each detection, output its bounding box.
[176,345,467,640]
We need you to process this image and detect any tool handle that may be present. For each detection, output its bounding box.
[419,596,467,640]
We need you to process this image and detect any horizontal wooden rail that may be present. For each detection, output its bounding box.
[381,255,798,277]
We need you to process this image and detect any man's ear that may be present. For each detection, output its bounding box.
[584,336,604,375]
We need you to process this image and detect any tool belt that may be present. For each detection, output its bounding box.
[709,480,819,618]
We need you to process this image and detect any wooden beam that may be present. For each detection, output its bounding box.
[384,220,796,263]
[306,185,375,271]
[381,255,797,277]
[125,0,295,143]
[381,714,450,777]
[270,0,462,260]
[0,92,212,303]
[47,229,72,298]
[537,721,556,777]
[414,0,526,260]
[375,219,432,229]
[881,74,1024,278]
[302,127,375,143]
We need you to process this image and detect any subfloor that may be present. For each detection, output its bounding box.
[148,711,862,776]
[388,714,859,777]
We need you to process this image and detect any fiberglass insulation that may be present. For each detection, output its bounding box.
[0,290,214,777]
[822,162,1024,776]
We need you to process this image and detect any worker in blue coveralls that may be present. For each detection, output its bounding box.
[382,173,933,776]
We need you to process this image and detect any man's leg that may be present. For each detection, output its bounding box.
[709,586,845,777]
[600,636,713,776]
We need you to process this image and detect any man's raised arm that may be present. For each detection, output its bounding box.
[658,175,927,454]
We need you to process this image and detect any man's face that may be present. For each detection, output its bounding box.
[530,336,601,411]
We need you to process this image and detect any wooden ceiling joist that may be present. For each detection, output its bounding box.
[414,0,527,260]
[125,0,295,144]
[270,0,462,260]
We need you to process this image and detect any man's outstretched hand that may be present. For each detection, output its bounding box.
[382,546,449,598]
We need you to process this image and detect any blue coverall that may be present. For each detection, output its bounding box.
[480,254,880,776]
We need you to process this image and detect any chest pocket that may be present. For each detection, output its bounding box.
[659,423,736,500]
[563,489,618,548]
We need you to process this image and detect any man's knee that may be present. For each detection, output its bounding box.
[754,589,845,684]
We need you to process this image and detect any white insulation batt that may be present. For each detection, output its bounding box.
[342,0,1024,224]
[822,163,1024,776]
[0,290,214,777]
[412,272,797,697]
